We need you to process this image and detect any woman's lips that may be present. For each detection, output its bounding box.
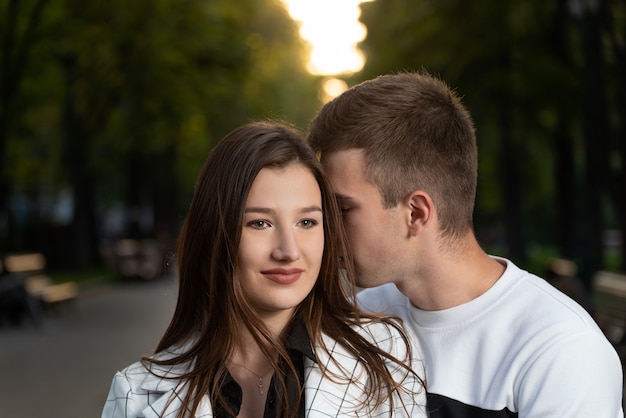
[262,268,304,284]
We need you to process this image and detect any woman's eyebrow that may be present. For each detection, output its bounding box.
[301,206,323,214]
[243,206,322,214]
[244,207,273,214]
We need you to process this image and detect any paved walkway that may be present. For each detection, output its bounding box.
[1,276,624,416]
[0,277,177,418]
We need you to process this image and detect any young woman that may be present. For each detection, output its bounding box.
[101,121,426,418]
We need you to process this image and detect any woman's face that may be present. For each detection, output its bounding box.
[237,163,324,321]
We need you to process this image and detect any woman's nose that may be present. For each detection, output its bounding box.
[271,229,301,261]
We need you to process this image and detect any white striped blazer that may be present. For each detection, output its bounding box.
[102,321,427,417]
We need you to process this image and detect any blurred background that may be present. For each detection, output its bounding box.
[0,0,624,415]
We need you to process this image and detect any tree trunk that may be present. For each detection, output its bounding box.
[549,0,577,259]
[0,0,50,251]
[500,107,525,262]
[553,116,577,258]
[152,144,179,240]
[61,54,99,268]
[601,0,626,272]
[497,46,525,262]
[578,8,610,283]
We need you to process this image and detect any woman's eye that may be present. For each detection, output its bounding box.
[298,219,318,228]
[247,220,270,229]
[340,207,351,215]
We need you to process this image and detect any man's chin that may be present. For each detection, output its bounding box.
[354,274,383,289]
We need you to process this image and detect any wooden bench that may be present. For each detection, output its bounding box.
[592,270,626,345]
[545,258,581,300]
[2,253,78,308]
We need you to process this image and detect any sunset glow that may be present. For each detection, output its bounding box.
[281,0,371,76]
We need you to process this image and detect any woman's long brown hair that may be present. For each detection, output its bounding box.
[144,121,423,417]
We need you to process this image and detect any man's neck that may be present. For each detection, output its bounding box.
[397,236,505,311]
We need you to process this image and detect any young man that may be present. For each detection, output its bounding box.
[308,72,623,417]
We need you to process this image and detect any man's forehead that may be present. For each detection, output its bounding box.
[320,148,366,168]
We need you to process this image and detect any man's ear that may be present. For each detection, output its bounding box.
[404,191,434,236]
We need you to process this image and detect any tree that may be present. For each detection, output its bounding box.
[1,0,318,269]
[357,0,625,273]
[0,0,51,251]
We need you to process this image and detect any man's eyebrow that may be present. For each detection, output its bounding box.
[334,193,352,201]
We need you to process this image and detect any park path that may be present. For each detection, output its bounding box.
[0,276,177,418]
[2,275,625,416]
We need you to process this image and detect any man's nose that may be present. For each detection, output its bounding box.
[271,228,301,261]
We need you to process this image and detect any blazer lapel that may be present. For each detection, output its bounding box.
[139,362,215,418]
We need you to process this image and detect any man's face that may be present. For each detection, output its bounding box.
[321,149,405,288]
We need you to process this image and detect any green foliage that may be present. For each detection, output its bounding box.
[357,0,625,269]
[1,0,320,263]
[1,0,318,217]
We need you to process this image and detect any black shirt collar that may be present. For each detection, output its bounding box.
[215,317,316,417]
[284,316,316,363]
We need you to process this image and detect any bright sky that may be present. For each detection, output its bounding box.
[280,0,372,99]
